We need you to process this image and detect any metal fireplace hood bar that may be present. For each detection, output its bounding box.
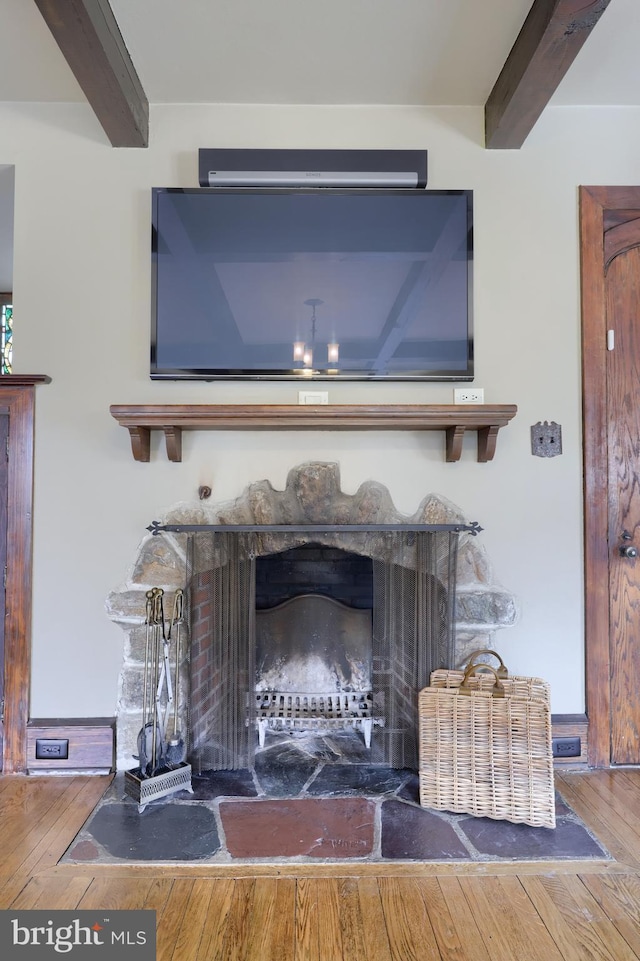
[147,521,483,535]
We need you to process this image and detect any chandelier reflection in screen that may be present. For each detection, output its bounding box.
[293,298,339,369]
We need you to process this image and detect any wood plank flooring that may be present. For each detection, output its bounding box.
[1,770,640,959]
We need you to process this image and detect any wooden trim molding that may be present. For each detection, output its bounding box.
[27,717,115,774]
[0,374,51,774]
[580,186,610,768]
[109,404,518,464]
[551,713,589,768]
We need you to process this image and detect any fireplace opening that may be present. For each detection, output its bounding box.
[254,546,375,746]
[187,527,458,775]
[110,464,519,775]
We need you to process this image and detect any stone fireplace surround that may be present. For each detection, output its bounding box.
[107,462,518,772]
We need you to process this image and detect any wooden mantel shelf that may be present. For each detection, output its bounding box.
[0,375,51,386]
[110,404,517,463]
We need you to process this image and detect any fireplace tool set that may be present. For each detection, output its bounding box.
[124,587,193,812]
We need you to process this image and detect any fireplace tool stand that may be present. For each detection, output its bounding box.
[124,588,193,813]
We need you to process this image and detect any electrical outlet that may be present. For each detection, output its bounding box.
[552,736,581,759]
[35,738,69,760]
[453,388,484,404]
[298,390,329,405]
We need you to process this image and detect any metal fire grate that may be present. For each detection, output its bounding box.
[253,691,381,748]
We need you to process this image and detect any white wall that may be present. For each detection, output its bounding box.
[3,101,639,720]
[0,164,14,291]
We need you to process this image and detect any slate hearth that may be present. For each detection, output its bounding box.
[63,731,609,866]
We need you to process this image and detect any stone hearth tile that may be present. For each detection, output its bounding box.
[83,801,221,861]
[258,730,341,762]
[307,764,412,797]
[267,730,369,762]
[396,772,421,804]
[65,839,101,861]
[253,744,318,796]
[322,731,380,763]
[458,815,610,860]
[191,769,258,800]
[220,797,375,859]
[380,799,471,860]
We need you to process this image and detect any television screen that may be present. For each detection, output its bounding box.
[151,187,473,381]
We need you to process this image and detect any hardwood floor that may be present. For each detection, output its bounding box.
[2,769,640,959]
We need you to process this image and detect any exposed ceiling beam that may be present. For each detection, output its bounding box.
[33,0,148,148]
[485,0,612,150]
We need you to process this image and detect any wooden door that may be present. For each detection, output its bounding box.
[581,187,640,766]
[0,414,7,769]
[0,377,49,773]
[606,241,640,762]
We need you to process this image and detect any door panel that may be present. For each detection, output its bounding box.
[0,413,7,769]
[606,244,640,763]
[581,186,640,767]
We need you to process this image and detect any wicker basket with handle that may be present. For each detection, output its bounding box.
[418,651,555,829]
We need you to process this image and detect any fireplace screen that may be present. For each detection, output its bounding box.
[186,528,459,773]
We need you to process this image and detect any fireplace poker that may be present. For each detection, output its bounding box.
[165,589,186,767]
[149,588,167,777]
[136,590,156,775]
[155,594,175,765]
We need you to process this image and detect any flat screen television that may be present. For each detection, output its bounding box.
[151,187,473,381]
